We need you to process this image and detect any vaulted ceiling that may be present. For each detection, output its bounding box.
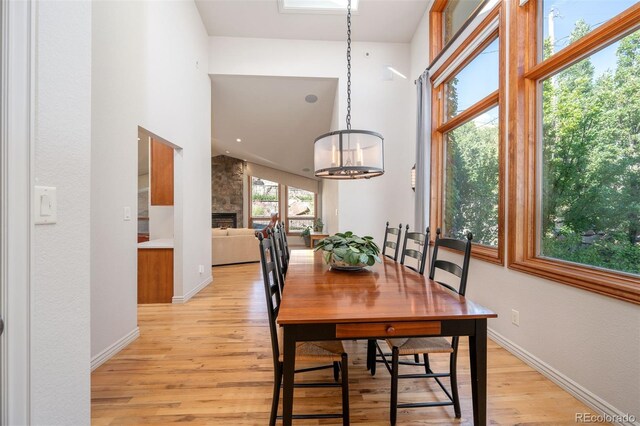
[195,0,429,43]
[211,75,337,179]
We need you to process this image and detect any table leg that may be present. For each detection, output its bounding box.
[469,319,487,426]
[282,326,297,425]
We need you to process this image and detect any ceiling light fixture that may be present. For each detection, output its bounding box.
[305,94,318,103]
[236,138,242,142]
[314,0,384,180]
[225,150,230,154]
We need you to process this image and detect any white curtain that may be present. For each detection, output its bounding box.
[414,72,431,232]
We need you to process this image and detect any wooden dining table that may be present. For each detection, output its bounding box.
[277,249,497,425]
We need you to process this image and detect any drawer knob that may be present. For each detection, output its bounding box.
[386,326,396,335]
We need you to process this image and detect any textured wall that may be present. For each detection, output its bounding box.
[33,0,92,423]
[212,155,244,227]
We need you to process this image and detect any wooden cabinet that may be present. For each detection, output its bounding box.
[138,248,173,303]
[150,138,174,205]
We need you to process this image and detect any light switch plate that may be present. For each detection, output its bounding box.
[123,206,132,221]
[34,186,57,225]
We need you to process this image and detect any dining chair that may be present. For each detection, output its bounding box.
[400,226,430,275]
[381,222,403,261]
[278,222,290,262]
[380,228,473,425]
[369,226,430,374]
[268,227,288,287]
[257,234,350,426]
[366,222,403,372]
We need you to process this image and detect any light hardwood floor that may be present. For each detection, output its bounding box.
[92,262,601,425]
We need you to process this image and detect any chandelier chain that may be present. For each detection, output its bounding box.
[346,0,352,130]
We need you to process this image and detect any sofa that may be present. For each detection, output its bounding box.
[212,228,260,266]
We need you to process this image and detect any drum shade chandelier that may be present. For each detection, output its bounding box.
[314,0,384,179]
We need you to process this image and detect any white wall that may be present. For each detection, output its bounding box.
[336,42,415,243]
[91,0,211,360]
[209,37,415,244]
[409,5,640,422]
[32,1,92,423]
[321,85,342,235]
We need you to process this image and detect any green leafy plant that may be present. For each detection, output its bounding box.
[313,218,324,232]
[314,231,381,266]
[301,226,312,237]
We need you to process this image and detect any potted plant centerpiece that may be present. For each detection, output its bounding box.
[314,231,381,270]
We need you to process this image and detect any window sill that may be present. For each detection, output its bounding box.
[508,256,640,305]
[434,242,504,265]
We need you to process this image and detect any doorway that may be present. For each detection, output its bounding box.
[137,127,177,304]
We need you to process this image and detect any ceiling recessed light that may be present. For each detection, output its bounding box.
[225,150,230,154]
[305,94,318,103]
[236,138,242,142]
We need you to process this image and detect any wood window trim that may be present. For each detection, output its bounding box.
[431,7,501,84]
[525,3,640,81]
[429,2,506,266]
[429,0,447,62]
[437,90,499,134]
[248,175,280,230]
[429,0,494,64]
[507,0,640,304]
[284,186,318,235]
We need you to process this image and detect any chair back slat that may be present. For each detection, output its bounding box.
[386,227,401,236]
[400,226,430,275]
[405,232,426,243]
[382,221,403,261]
[258,234,283,367]
[433,259,462,278]
[403,248,422,261]
[428,228,473,296]
[435,237,467,252]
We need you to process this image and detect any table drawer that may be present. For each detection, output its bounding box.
[335,321,441,338]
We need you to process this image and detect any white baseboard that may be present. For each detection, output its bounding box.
[172,275,212,304]
[488,328,639,426]
[91,327,140,371]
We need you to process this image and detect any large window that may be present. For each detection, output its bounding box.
[540,34,640,276]
[541,0,637,60]
[249,176,279,230]
[286,187,316,234]
[430,2,504,264]
[509,0,640,303]
[444,105,499,247]
[444,38,499,119]
[443,0,484,45]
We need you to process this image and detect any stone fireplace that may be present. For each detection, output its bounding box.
[212,155,244,227]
